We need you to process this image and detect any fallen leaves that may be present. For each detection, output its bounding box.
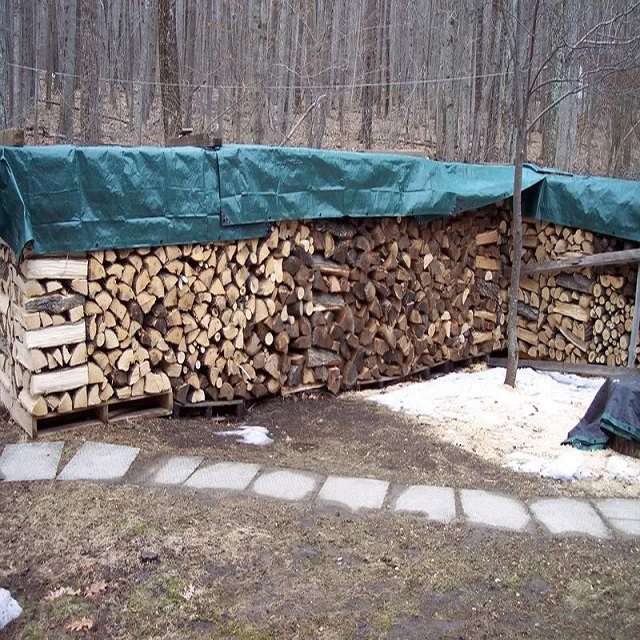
[43,579,109,606]
[43,586,82,602]
[66,617,94,632]
[85,580,108,598]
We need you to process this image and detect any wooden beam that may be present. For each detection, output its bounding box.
[547,302,590,323]
[487,356,640,378]
[166,132,222,148]
[21,258,88,280]
[30,364,89,395]
[0,128,25,146]
[521,248,640,275]
[627,264,640,368]
[24,321,86,350]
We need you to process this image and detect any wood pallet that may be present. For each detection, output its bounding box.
[415,355,488,380]
[355,375,401,391]
[172,398,246,420]
[1,385,173,436]
[108,391,173,423]
[611,435,640,459]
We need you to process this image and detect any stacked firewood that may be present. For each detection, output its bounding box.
[85,211,509,402]
[517,271,595,363]
[524,220,597,262]
[589,271,636,366]
[2,254,90,417]
[86,228,313,404]
[0,243,14,393]
[517,219,637,366]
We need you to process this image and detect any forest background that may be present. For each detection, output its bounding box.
[1,0,639,178]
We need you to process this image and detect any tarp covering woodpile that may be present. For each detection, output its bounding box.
[564,377,640,451]
[1,144,640,258]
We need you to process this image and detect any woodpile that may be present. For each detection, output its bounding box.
[84,211,509,403]
[517,219,638,367]
[0,244,14,395]
[589,272,636,366]
[0,248,92,427]
[11,205,640,436]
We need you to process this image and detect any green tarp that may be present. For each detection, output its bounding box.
[1,143,640,258]
[526,170,640,242]
[217,144,546,224]
[0,145,268,258]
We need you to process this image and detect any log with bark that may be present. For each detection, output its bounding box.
[84,210,510,402]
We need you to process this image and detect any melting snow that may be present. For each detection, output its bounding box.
[368,366,640,485]
[217,425,273,446]
[0,589,22,630]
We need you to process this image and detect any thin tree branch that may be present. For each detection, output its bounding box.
[279,94,327,146]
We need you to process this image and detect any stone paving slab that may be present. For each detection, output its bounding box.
[183,462,260,491]
[317,476,389,511]
[529,498,610,538]
[252,468,320,501]
[58,442,140,481]
[152,456,204,485]
[393,485,456,523]
[595,499,640,536]
[0,442,65,481]
[460,489,531,532]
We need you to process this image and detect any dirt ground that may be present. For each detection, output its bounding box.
[2,388,638,500]
[2,392,640,638]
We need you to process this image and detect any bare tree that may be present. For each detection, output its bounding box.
[158,0,181,140]
[58,0,78,141]
[2,0,638,178]
[79,0,101,144]
[359,0,376,148]
[504,0,640,386]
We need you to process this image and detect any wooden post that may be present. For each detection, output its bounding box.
[627,263,640,368]
[217,87,224,143]
[521,248,640,275]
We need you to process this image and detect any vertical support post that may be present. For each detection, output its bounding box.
[627,262,640,368]
[217,87,224,143]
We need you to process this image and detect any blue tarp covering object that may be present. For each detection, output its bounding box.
[1,143,639,259]
[564,377,640,451]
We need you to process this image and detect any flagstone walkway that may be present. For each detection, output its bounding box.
[1,440,640,539]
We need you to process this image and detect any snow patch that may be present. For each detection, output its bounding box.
[607,455,640,481]
[217,425,273,446]
[0,589,22,630]
[367,366,640,485]
[540,450,591,482]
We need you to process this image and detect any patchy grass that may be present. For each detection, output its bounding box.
[2,388,640,636]
[1,482,640,639]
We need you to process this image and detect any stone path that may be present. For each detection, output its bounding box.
[2,440,640,539]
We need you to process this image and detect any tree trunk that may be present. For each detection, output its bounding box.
[358,0,375,148]
[59,0,78,141]
[505,0,525,388]
[79,0,101,144]
[158,0,182,140]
